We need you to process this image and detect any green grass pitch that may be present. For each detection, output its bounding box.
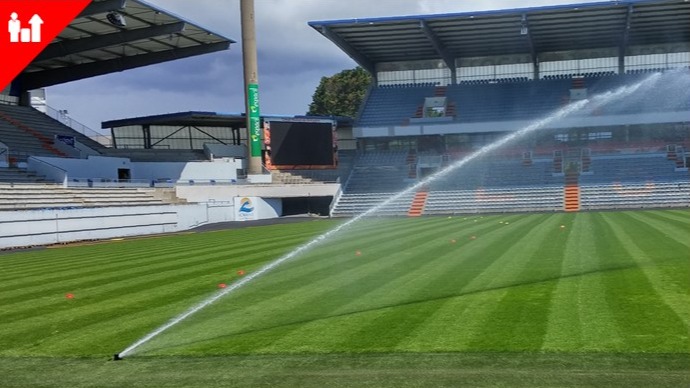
[0,210,688,387]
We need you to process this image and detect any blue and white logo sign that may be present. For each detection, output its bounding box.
[239,197,254,213]
[235,196,257,221]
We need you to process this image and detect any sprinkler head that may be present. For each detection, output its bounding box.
[113,353,122,361]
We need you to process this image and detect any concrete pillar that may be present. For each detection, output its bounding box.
[241,0,263,175]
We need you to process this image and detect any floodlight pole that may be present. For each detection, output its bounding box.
[241,0,263,176]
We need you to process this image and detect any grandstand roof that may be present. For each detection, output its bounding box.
[309,0,690,72]
[102,111,354,129]
[20,0,234,91]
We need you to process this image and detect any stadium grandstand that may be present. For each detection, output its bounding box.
[308,0,690,217]
[0,0,689,250]
[0,0,243,249]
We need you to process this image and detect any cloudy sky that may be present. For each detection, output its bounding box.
[47,0,597,133]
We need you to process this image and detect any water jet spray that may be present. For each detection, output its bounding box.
[115,72,668,359]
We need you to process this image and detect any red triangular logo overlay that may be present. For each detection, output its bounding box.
[0,0,90,91]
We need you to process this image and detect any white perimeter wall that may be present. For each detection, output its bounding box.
[0,203,235,249]
[30,156,241,182]
[176,184,340,202]
[0,185,327,249]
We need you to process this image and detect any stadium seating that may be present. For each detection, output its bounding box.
[0,167,46,184]
[330,147,690,216]
[428,158,562,191]
[424,186,564,214]
[580,153,683,184]
[330,192,415,217]
[269,150,356,184]
[0,113,57,159]
[580,181,690,210]
[345,166,411,194]
[358,84,437,127]
[356,71,690,128]
[0,184,172,211]
[0,104,106,161]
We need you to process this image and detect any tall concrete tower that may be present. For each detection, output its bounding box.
[241,0,263,175]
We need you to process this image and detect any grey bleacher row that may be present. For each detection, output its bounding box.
[580,181,690,210]
[0,103,222,164]
[0,104,105,156]
[428,159,562,191]
[425,187,564,214]
[343,154,564,194]
[269,150,357,184]
[331,186,564,216]
[330,150,689,216]
[332,181,690,216]
[581,154,682,184]
[346,166,411,193]
[342,151,683,193]
[0,185,171,211]
[358,71,690,128]
[0,114,53,159]
[0,166,46,183]
[355,150,408,166]
[330,192,415,217]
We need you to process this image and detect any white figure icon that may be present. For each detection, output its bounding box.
[8,12,20,42]
[8,12,42,43]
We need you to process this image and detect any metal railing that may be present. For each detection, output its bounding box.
[44,105,112,147]
[66,177,152,188]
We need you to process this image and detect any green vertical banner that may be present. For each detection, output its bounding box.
[247,83,262,157]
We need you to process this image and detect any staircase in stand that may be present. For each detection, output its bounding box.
[408,191,428,217]
[564,173,580,212]
[406,150,418,178]
[553,150,563,174]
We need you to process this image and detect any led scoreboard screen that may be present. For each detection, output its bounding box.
[264,119,337,169]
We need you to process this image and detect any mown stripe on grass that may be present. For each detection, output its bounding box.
[463,213,571,351]
[0,231,322,305]
[601,212,690,329]
[653,209,690,225]
[136,215,532,355]
[0,224,332,278]
[0,237,317,333]
[593,212,688,352]
[394,213,569,352]
[543,212,625,351]
[2,212,688,359]
[309,214,554,353]
[0,220,337,270]
[139,217,488,355]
